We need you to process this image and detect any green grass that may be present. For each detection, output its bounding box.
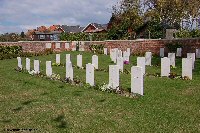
[0,51,200,132]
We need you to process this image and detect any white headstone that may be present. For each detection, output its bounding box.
[168,53,175,67]
[123,51,130,62]
[109,65,119,90]
[66,62,73,81]
[66,54,71,63]
[34,60,40,74]
[17,57,22,69]
[117,50,123,57]
[176,48,182,57]
[65,43,70,49]
[56,54,60,64]
[127,48,131,56]
[86,63,95,86]
[110,48,117,63]
[46,43,51,48]
[26,58,30,72]
[79,41,85,51]
[137,57,146,75]
[72,41,76,51]
[92,55,98,69]
[161,57,170,77]
[160,48,164,57]
[145,52,152,66]
[117,56,124,72]
[196,49,200,58]
[104,48,107,55]
[55,43,60,49]
[46,61,52,77]
[131,66,143,95]
[182,58,192,80]
[113,48,118,63]
[77,54,82,68]
[187,53,195,69]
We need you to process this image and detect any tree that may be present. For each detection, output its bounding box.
[20,31,25,38]
[108,0,143,39]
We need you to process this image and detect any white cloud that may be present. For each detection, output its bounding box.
[0,0,119,33]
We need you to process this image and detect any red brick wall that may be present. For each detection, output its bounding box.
[1,38,200,56]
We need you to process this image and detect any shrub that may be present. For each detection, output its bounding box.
[0,46,22,60]
[176,29,200,38]
[166,42,182,52]
[89,44,104,54]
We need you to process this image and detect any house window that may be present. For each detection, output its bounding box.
[40,35,45,39]
[50,35,54,40]
[53,34,58,41]
[46,35,50,38]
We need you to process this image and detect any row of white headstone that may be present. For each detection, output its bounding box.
[46,42,85,51]
[160,47,200,58]
[108,48,131,63]
[17,56,144,95]
[55,54,98,69]
[161,56,194,79]
[46,43,70,49]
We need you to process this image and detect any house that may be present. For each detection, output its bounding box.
[26,29,37,40]
[33,31,63,41]
[60,25,84,33]
[32,25,64,41]
[81,23,108,33]
[28,23,108,41]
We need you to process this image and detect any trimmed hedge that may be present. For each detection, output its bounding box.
[0,46,22,60]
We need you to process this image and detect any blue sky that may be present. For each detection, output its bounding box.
[0,0,119,33]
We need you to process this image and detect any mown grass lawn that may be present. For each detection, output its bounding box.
[0,51,200,133]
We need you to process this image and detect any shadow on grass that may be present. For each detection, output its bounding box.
[99,99,106,103]
[41,92,49,96]
[53,114,68,129]
[72,91,83,97]
[22,99,37,105]
[0,119,11,123]
[12,106,23,112]
[58,85,65,89]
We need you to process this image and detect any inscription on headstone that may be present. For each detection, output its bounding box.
[145,52,152,66]
[182,58,192,80]
[92,55,98,69]
[168,53,175,67]
[161,57,170,77]
[66,62,73,81]
[187,53,195,69]
[176,48,182,57]
[160,48,164,57]
[109,65,119,90]
[131,66,143,95]
[86,63,95,86]
[17,57,22,70]
[26,58,30,72]
[104,48,107,55]
[66,54,71,63]
[34,60,40,74]
[117,56,124,72]
[137,57,146,75]
[46,61,52,77]
[56,54,60,64]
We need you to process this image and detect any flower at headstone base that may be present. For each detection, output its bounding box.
[171,66,177,69]
[124,60,129,65]
[100,83,111,92]
[29,70,37,75]
[51,73,60,80]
